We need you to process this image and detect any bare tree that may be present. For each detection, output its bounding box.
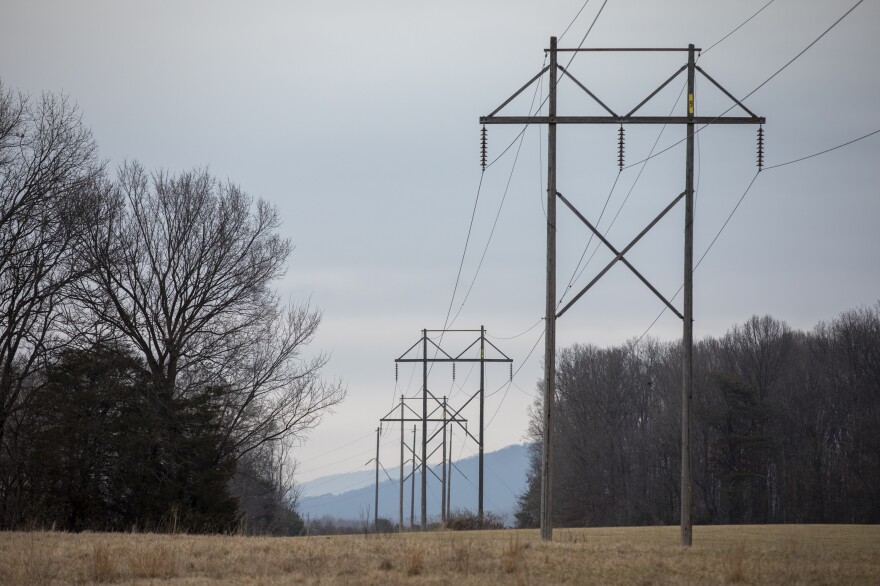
[74,162,344,460]
[0,82,101,524]
[516,307,880,528]
[231,440,304,535]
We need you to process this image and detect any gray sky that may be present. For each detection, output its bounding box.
[2,0,878,487]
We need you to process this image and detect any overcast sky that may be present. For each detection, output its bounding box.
[2,1,878,492]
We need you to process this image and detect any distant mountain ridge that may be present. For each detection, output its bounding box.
[297,443,531,526]
[299,469,375,498]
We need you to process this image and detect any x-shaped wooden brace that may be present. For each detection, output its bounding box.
[555,190,686,320]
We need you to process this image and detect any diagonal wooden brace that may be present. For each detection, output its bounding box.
[556,190,686,319]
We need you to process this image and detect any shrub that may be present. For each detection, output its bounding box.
[445,509,506,531]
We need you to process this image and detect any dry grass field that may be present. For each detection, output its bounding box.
[1,524,878,585]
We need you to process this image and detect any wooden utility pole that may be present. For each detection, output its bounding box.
[421,329,428,530]
[374,426,380,532]
[681,43,696,547]
[441,396,447,523]
[480,39,763,544]
[399,396,405,532]
[410,426,416,529]
[447,429,453,515]
[540,36,558,543]
[478,325,486,517]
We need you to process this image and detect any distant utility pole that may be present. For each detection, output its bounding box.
[374,426,380,532]
[380,395,467,528]
[446,427,453,515]
[481,39,764,544]
[410,425,416,529]
[441,396,448,523]
[399,396,405,531]
[391,327,512,529]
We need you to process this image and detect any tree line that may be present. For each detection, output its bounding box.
[0,82,344,533]
[516,305,880,527]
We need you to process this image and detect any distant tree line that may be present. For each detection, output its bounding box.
[516,305,880,527]
[303,514,396,536]
[0,82,344,533]
[302,510,506,536]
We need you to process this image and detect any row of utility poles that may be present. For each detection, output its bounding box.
[362,38,761,544]
[480,39,764,544]
[372,328,511,530]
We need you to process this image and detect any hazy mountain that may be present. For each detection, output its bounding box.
[297,443,531,526]
[299,469,375,498]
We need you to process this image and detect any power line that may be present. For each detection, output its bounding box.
[557,0,780,301]
[447,54,549,328]
[453,2,612,323]
[448,135,527,327]
[744,0,864,103]
[763,129,880,170]
[392,360,419,408]
[488,0,610,169]
[486,329,545,428]
[485,0,611,171]
[695,115,702,214]
[486,125,530,170]
[484,54,548,171]
[439,172,485,336]
[564,0,610,70]
[298,437,398,477]
[633,121,880,346]
[485,461,520,498]
[702,0,778,56]
[485,383,515,429]
[559,0,593,42]
[296,430,376,465]
[538,56,547,220]
[509,379,537,399]
[486,318,543,340]
[484,378,513,400]
[486,373,537,401]
[447,360,476,402]
[437,49,546,368]
[449,456,503,513]
[623,0,866,170]
[695,123,879,280]
[632,172,761,346]
[696,172,759,271]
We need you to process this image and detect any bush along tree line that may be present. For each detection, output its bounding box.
[0,82,345,533]
[516,306,880,528]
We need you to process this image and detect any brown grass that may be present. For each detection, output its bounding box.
[127,543,176,579]
[500,536,524,574]
[0,525,877,585]
[721,541,747,583]
[405,544,424,576]
[92,542,114,582]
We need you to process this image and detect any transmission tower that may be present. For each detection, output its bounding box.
[480,39,764,544]
[389,327,512,530]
